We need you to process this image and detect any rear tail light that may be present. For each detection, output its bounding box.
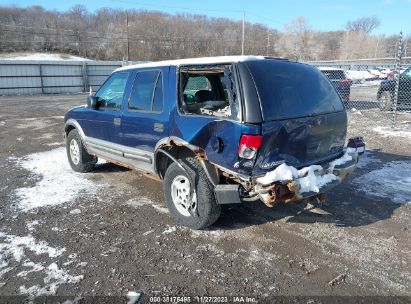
[238,135,262,159]
[387,72,395,79]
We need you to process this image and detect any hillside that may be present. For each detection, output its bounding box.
[0,52,91,61]
[0,5,406,61]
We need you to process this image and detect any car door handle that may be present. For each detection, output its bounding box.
[114,117,121,126]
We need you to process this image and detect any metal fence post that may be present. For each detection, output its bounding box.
[392,31,403,129]
[39,64,44,94]
[81,62,88,93]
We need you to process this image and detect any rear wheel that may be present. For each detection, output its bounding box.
[66,129,97,172]
[379,91,393,111]
[163,157,221,229]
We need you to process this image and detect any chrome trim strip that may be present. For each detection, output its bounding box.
[84,136,153,164]
[123,152,152,163]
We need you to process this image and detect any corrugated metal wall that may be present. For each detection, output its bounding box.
[0,60,141,96]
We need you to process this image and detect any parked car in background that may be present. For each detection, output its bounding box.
[377,65,411,110]
[64,56,363,229]
[368,69,385,79]
[318,67,352,104]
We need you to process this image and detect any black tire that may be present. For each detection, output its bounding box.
[163,157,221,229]
[378,91,393,111]
[66,129,97,173]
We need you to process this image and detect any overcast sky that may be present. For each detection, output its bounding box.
[2,0,410,36]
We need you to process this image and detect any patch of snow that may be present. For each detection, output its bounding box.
[190,229,225,239]
[0,121,5,126]
[69,209,81,215]
[162,226,177,234]
[345,70,374,80]
[143,229,155,236]
[44,142,63,147]
[26,220,40,231]
[0,266,13,279]
[373,126,411,140]
[127,291,142,304]
[19,262,83,297]
[151,204,169,214]
[76,262,87,267]
[17,261,44,277]
[256,163,298,184]
[351,108,363,115]
[0,232,82,295]
[0,53,90,61]
[0,232,65,262]
[352,161,411,204]
[298,167,338,194]
[11,147,98,211]
[16,137,24,142]
[329,151,353,170]
[126,197,169,214]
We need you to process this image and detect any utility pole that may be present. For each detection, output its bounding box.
[374,35,380,58]
[241,11,245,55]
[126,11,130,61]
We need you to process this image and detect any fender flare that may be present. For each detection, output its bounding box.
[64,118,86,139]
[154,137,219,186]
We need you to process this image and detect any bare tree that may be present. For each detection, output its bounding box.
[0,6,400,61]
[346,16,381,34]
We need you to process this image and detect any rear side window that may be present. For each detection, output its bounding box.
[246,61,344,121]
[179,65,239,120]
[129,70,163,112]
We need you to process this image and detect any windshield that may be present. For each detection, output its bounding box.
[246,60,344,121]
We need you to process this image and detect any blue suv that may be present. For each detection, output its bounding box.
[64,56,362,229]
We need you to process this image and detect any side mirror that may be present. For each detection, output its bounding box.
[87,96,99,109]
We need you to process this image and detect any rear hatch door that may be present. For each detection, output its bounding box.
[244,60,347,175]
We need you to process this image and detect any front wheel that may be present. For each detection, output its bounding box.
[66,129,97,172]
[163,157,221,229]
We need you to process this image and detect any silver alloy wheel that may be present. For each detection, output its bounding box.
[69,138,80,165]
[170,175,197,217]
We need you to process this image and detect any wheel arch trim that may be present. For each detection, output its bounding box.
[65,118,86,139]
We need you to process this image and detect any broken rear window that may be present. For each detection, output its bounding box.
[179,66,240,120]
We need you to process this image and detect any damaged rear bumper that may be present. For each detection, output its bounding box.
[213,146,362,206]
[253,150,359,207]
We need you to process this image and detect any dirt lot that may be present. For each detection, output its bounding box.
[0,94,410,303]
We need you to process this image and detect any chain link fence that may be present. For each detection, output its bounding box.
[310,34,411,133]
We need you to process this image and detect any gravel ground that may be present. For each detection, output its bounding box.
[0,94,410,303]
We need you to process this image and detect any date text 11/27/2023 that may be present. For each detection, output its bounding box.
[148,296,257,303]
